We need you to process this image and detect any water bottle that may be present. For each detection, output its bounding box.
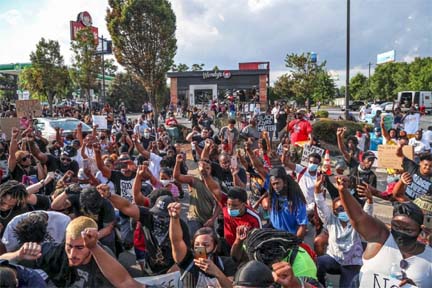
[389,262,402,280]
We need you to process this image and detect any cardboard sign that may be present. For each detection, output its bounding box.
[0,118,20,140]
[377,145,414,169]
[92,115,107,130]
[256,113,276,132]
[360,271,414,288]
[135,271,182,288]
[301,144,325,166]
[16,100,42,118]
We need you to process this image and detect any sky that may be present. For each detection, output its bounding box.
[0,0,430,86]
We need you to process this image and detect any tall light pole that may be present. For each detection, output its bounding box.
[345,0,350,119]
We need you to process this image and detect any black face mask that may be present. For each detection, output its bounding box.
[391,229,418,248]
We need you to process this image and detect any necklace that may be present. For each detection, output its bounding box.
[0,208,13,220]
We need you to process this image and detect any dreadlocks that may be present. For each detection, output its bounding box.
[244,228,302,266]
[0,180,28,208]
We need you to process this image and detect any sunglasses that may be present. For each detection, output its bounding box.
[60,157,72,162]
[20,155,31,161]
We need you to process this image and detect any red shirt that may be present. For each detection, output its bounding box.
[288,119,312,144]
[165,117,178,127]
[223,206,262,246]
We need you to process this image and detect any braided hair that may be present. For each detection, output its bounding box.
[0,180,28,208]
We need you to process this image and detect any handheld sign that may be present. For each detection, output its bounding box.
[360,271,414,288]
[16,100,42,118]
[135,271,182,288]
[91,115,107,130]
[256,113,276,132]
[377,145,414,170]
[301,144,325,167]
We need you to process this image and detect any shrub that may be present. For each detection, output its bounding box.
[315,110,329,118]
[312,119,368,146]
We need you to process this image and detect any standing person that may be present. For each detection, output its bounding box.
[402,107,421,135]
[271,102,280,139]
[240,117,261,150]
[336,177,432,288]
[317,101,321,111]
[219,119,239,155]
[287,110,313,145]
[408,129,431,163]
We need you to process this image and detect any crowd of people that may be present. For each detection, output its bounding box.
[0,99,431,288]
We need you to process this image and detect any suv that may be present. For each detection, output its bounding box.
[341,101,365,111]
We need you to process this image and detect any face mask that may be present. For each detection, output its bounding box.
[144,133,150,139]
[308,163,318,172]
[391,229,418,248]
[337,211,349,222]
[228,208,241,217]
[160,179,172,186]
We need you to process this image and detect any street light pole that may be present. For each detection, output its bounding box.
[345,0,350,119]
[101,35,106,105]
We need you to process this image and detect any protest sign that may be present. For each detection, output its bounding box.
[256,113,276,132]
[92,115,107,130]
[135,271,182,288]
[377,145,414,169]
[360,271,414,288]
[0,118,20,140]
[300,144,325,167]
[16,100,42,118]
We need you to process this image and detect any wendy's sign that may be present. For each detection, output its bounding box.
[70,11,98,44]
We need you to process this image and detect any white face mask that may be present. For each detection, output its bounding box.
[143,132,150,139]
[160,179,172,186]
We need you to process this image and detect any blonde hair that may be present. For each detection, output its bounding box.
[15,150,28,161]
[66,216,97,239]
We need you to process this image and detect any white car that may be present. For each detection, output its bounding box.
[34,118,92,142]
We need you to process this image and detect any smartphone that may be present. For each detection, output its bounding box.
[194,246,207,259]
[231,156,238,169]
[424,214,432,230]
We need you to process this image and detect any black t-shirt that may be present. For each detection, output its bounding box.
[402,157,432,200]
[45,154,79,176]
[178,250,237,288]
[35,139,47,153]
[35,242,114,287]
[211,162,247,191]
[277,111,287,130]
[137,207,190,274]
[109,170,136,202]
[347,158,377,200]
[10,164,38,183]
[68,195,115,229]
[0,206,28,238]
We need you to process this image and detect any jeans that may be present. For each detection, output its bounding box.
[317,254,360,288]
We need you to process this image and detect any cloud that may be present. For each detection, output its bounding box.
[0,9,23,26]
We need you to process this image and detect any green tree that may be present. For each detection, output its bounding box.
[311,71,335,103]
[349,73,368,100]
[212,65,220,71]
[408,57,432,91]
[191,63,205,71]
[273,73,295,99]
[0,74,18,101]
[107,72,147,112]
[284,52,330,105]
[107,0,177,126]
[70,28,101,110]
[177,63,189,72]
[104,58,118,76]
[19,38,70,112]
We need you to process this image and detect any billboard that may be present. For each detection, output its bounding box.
[70,11,98,45]
[377,50,395,64]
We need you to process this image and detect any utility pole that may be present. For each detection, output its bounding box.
[101,35,106,105]
[345,0,350,119]
[368,62,372,99]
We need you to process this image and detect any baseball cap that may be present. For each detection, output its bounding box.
[362,151,377,161]
[149,195,175,217]
[72,139,81,147]
[62,146,77,157]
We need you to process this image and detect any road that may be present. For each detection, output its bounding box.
[319,107,431,129]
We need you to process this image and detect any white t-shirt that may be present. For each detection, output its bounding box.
[408,138,431,155]
[295,164,318,212]
[271,107,279,123]
[1,211,70,252]
[403,113,420,134]
[96,171,116,194]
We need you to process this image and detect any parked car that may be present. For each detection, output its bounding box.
[379,102,394,112]
[341,101,365,111]
[34,117,92,142]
